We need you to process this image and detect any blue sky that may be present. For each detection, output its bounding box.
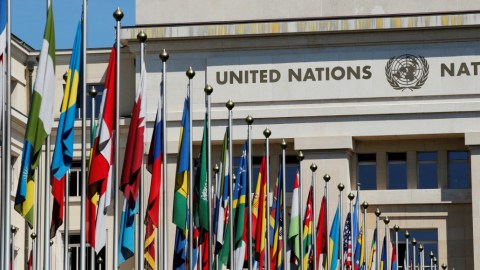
[12,0,135,50]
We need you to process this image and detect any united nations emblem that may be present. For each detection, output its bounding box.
[385,54,429,91]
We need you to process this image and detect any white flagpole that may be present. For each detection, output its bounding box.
[226,100,234,270]
[186,66,195,270]
[412,238,417,269]
[280,140,287,270]
[137,30,147,270]
[338,183,345,270]
[263,128,271,270]
[159,48,169,270]
[405,231,410,270]
[394,225,400,270]
[297,151,304,270]
[11,226,18,270]
[246,116,253,270]
[362,202,368,269]
[88,86,97,270]
[384,217,390,270]
[324,174,331,270]
[310,164,317,270]
[375,208,381,270]
[205,85,213,270]
[113,8,124,270]
[64,171,70,270]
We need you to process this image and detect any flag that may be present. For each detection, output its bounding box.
[329,205,341,270]
[302,186,313,270]
[353,225,364,270]
[172,97,190,270]
[214,130,229,254]
[14,2,56,228]
[352,192,360,257]
[145,93,163,269]
[288,171,300,263]
[118,43,147,264]
[379,237,386,270]
[391,242,397,270]
[194,116,209,231]
[315,196,327,269]
[252,156,267,269]
[269,165,283,270]
[368,229,377,270]
[86,46,116,252]
[50,21,82,238]
[344,213,353,268]
[233,142,248,270]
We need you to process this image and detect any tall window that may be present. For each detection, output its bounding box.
[69,162,83,197]
[387,152,407,189]
[417,152,438,189]
[395,229,438,269]
[76,84,104,119]
[357,153,376,190]
[448,151,470,189]
[68,234,105,270]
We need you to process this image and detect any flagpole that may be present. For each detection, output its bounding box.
[44,138,52,270]
[297,151,304,270]
[361,202,368,269]
[159,48,169,270]
[281,140,287,270]
[64,171,70,270]
[338,183,344,270]
[433,256,437,270]
[112,8,124,270]
[375,208,381,270]
[348,192,355,269]
[393,225,399,270]
[213,164,220,269]
[441,263,446,270]
[246,116,254,270]
[323,174,330,270]
[405,231,410,270]
[35,157,41,270]
[418,244,423,270]
[205,85,213,270]
[429,251,434,270]
[412,238,417,270]
[310,164,317,270]
[226,100,235,270]
[2,0,12,267]
[89,86,97,270]
[11,226,18,270]
[137,30,147,270]
[384,217,390,270]
[186,66,195,270]
[263,128,271,270]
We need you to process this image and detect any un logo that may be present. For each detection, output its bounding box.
[385,54,429,91]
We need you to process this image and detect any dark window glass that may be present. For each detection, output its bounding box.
[388,152,407,189]
[448,151,470,189]
[68,234,105,270]
[418,152,438,189]
[357,154,376,190]
[69,162,82,197]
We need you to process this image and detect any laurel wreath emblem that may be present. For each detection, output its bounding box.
[385,55,429,91]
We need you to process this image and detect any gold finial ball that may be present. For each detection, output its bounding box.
[297,151,304,161]
[323,174,331,182]
[310,163,317,172]
[159,49,169,62]
[348,192,355,201]
[263,128,271,138]
[337,183,345,191]
[418,244,424,252]
[186,66,195,79]
[375,208,381,217]
[89,86,98,97]
[245,115,254,125]
[226,100,235,110]
[204,85,213,95]
[281,139,287,149]
[394,224,400,231]
[10,226,18,233]
[441,263,447,270]
[63,71,68,82]
[31,232,37,239]
[137,31,147,43]
[429,251,435,258]
[383,216,390,224]
[362,201,369,209]
[113,7,124,21]
[405,230,410,238]
[213,164,219,173]
[412,238,417,245]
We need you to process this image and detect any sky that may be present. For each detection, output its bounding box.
[12,0,135,50]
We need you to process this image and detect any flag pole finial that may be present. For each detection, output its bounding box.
[297,151,304,161]
[433,257,437,265]
[226,99,234,110]
[337,183,345,191]
[10,226,18,234]
[89,86,97,97]
[441,263,447,269]
[375,208,381,217]
[310,163,317,172]
[186,66,195,79]
[113,7,124,21]
[280,139,287,149]
[213,163,219,173]
[160,49,169,62]
[394,224,400,231]
[30,233,37,239]
[263,128,271,138]
[63,71,68,82]
[348,192,355,201]
[418,244,424,252]
[429,251,434,258]
[362,201,369,210]
[412,238,417,246]
[383,216,390,224]
[137,30,147,43]
[405,230,410,238]
[204,84,213,95]
[323,173,330,182]
[245,115,254,125]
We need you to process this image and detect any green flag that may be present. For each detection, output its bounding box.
[195,116,209,230]
[288,171,300,262]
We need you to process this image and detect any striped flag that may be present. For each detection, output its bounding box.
[145,92,163,269]
[269,165,283,270]
[352,193,360,258]
[302,186,313,270]
[329,205,341,270]
[86,46,116,252]
[379,236,386,270]
[368,229,377,270]
[353,225,364,270]
[172,97,190,270]
[314,196,327,270]
[391,242,397,270]
[343,213,353,268]
[252,156,267,269]
[232,142,248,270]
[214,130,229,254]
[50,21,82,238]
[288,171,300,263]
[14,1,56,228]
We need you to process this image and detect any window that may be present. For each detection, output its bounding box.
[76,84,104,119]
[417,152,438,189]
[448,151,470,189]
[395,229,438,269]
[68,234,105,270]
[69,162,83,197]
[357,154,376,190]
[387,153,407,189]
